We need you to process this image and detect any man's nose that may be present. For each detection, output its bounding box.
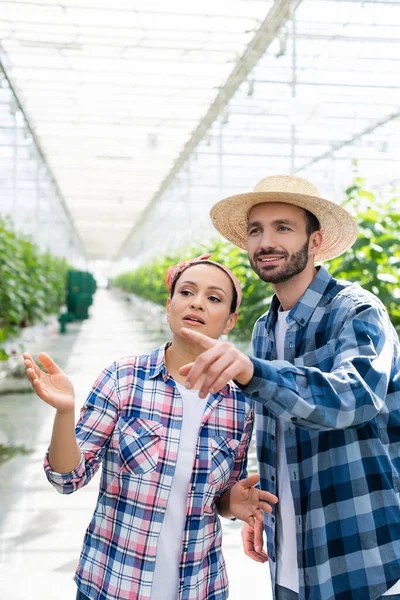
[258,230,277,250]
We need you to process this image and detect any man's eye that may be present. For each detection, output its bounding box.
[248,228,260,236]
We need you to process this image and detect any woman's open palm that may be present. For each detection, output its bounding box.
[23,352,75,413]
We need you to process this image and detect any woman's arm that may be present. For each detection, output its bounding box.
[24,352,119,492]
[23,352,81,472]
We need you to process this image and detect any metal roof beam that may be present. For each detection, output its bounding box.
[116,0,304,259]
[0,51,87,259]
[296,109,400,172]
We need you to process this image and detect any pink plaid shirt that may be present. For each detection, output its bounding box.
[44,344,254,600]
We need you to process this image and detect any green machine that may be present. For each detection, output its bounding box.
[59,270,97,333]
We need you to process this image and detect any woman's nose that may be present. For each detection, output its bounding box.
[190,298,204,311]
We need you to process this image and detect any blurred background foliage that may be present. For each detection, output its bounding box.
[0,218,70,359]
[113,177,400,341]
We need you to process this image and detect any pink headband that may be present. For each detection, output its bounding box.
[165,253,242,311]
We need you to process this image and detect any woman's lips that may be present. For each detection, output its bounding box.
[183,314,205,325]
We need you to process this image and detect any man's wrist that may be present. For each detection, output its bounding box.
[235,356,254,386]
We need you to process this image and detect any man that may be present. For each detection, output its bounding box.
[179,175,400,600]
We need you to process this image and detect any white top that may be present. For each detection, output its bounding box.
[274,310,400,596]
[150,383,208,600]
[275,309,300,593]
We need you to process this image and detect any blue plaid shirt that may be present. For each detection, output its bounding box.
[243,267,400,600]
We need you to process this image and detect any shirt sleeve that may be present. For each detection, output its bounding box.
[43,361,120,493]
[243,300,394,431]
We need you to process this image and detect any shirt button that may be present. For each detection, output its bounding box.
[196,453,200,459]
[183,547,188,553]
[291,417,298,422]
[289,342,292,348]
[271,556,276,562]
[271,516,275,524]
[271,475,275,482]
[192,484,196,491]
[136,427,143,434]
[271,435,275,441]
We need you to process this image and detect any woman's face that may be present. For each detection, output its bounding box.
[166,263,238,340]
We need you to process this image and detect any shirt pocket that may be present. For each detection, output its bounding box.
[118,416,163,475]
[208,436,240,489]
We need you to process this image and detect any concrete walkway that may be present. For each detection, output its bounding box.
[0,289,272,599]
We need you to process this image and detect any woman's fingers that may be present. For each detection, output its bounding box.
[38,352,62,374]
[23,353,42,378]
[25,366,38,385]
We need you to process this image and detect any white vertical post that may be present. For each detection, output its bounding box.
[290,5,297,175]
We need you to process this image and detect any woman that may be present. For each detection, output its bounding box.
[23,254,277,600]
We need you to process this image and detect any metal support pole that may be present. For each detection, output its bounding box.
[219,118,224,194]
[12,108,18,221]
[290,5,297,175]
[35,152,41,234]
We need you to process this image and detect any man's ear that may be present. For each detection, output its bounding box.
[309,230,323,255]
[166,297,171,320]
[222,312,239,335]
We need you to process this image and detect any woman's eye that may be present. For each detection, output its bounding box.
[180,290,192,296]
[209,296,221,303]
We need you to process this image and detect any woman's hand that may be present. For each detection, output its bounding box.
[229,473,278,525]
[23,352,75,413]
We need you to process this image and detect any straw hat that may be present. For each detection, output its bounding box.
[210,175,358,262]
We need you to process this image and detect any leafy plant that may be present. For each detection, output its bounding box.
[114,176,400,340]
[0,218,70,359]
[328,177,400,331]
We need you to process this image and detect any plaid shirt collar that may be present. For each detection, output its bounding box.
[265,266,332,334]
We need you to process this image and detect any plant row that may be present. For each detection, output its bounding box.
[113,178,400,341]
[0,218,70,359]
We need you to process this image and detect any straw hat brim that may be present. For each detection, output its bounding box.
[210,190,358,262]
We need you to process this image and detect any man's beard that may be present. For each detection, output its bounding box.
[250,239,310,284]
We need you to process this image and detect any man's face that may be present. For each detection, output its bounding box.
[247,202,314,284]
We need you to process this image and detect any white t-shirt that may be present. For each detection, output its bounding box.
[274,309,400,596]
[275,309,299,593]
[150,383,208,600]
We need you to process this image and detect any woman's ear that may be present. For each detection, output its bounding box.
[222,312,239,335]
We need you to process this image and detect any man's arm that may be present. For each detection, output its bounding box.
[180,301,394,431]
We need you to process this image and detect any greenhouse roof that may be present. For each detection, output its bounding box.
[1,0,400,262]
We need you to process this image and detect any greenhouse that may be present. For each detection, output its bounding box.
[1,1,400,599]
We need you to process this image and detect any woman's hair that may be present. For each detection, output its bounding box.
[170,262,238,314]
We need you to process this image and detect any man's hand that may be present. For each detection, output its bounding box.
[229,474,278,525]
[179,328,254,398]
[241,520,269,564]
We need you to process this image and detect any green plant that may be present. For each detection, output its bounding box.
[0,218,70,359]
[328,177,400,332]
[113,176,400,341]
